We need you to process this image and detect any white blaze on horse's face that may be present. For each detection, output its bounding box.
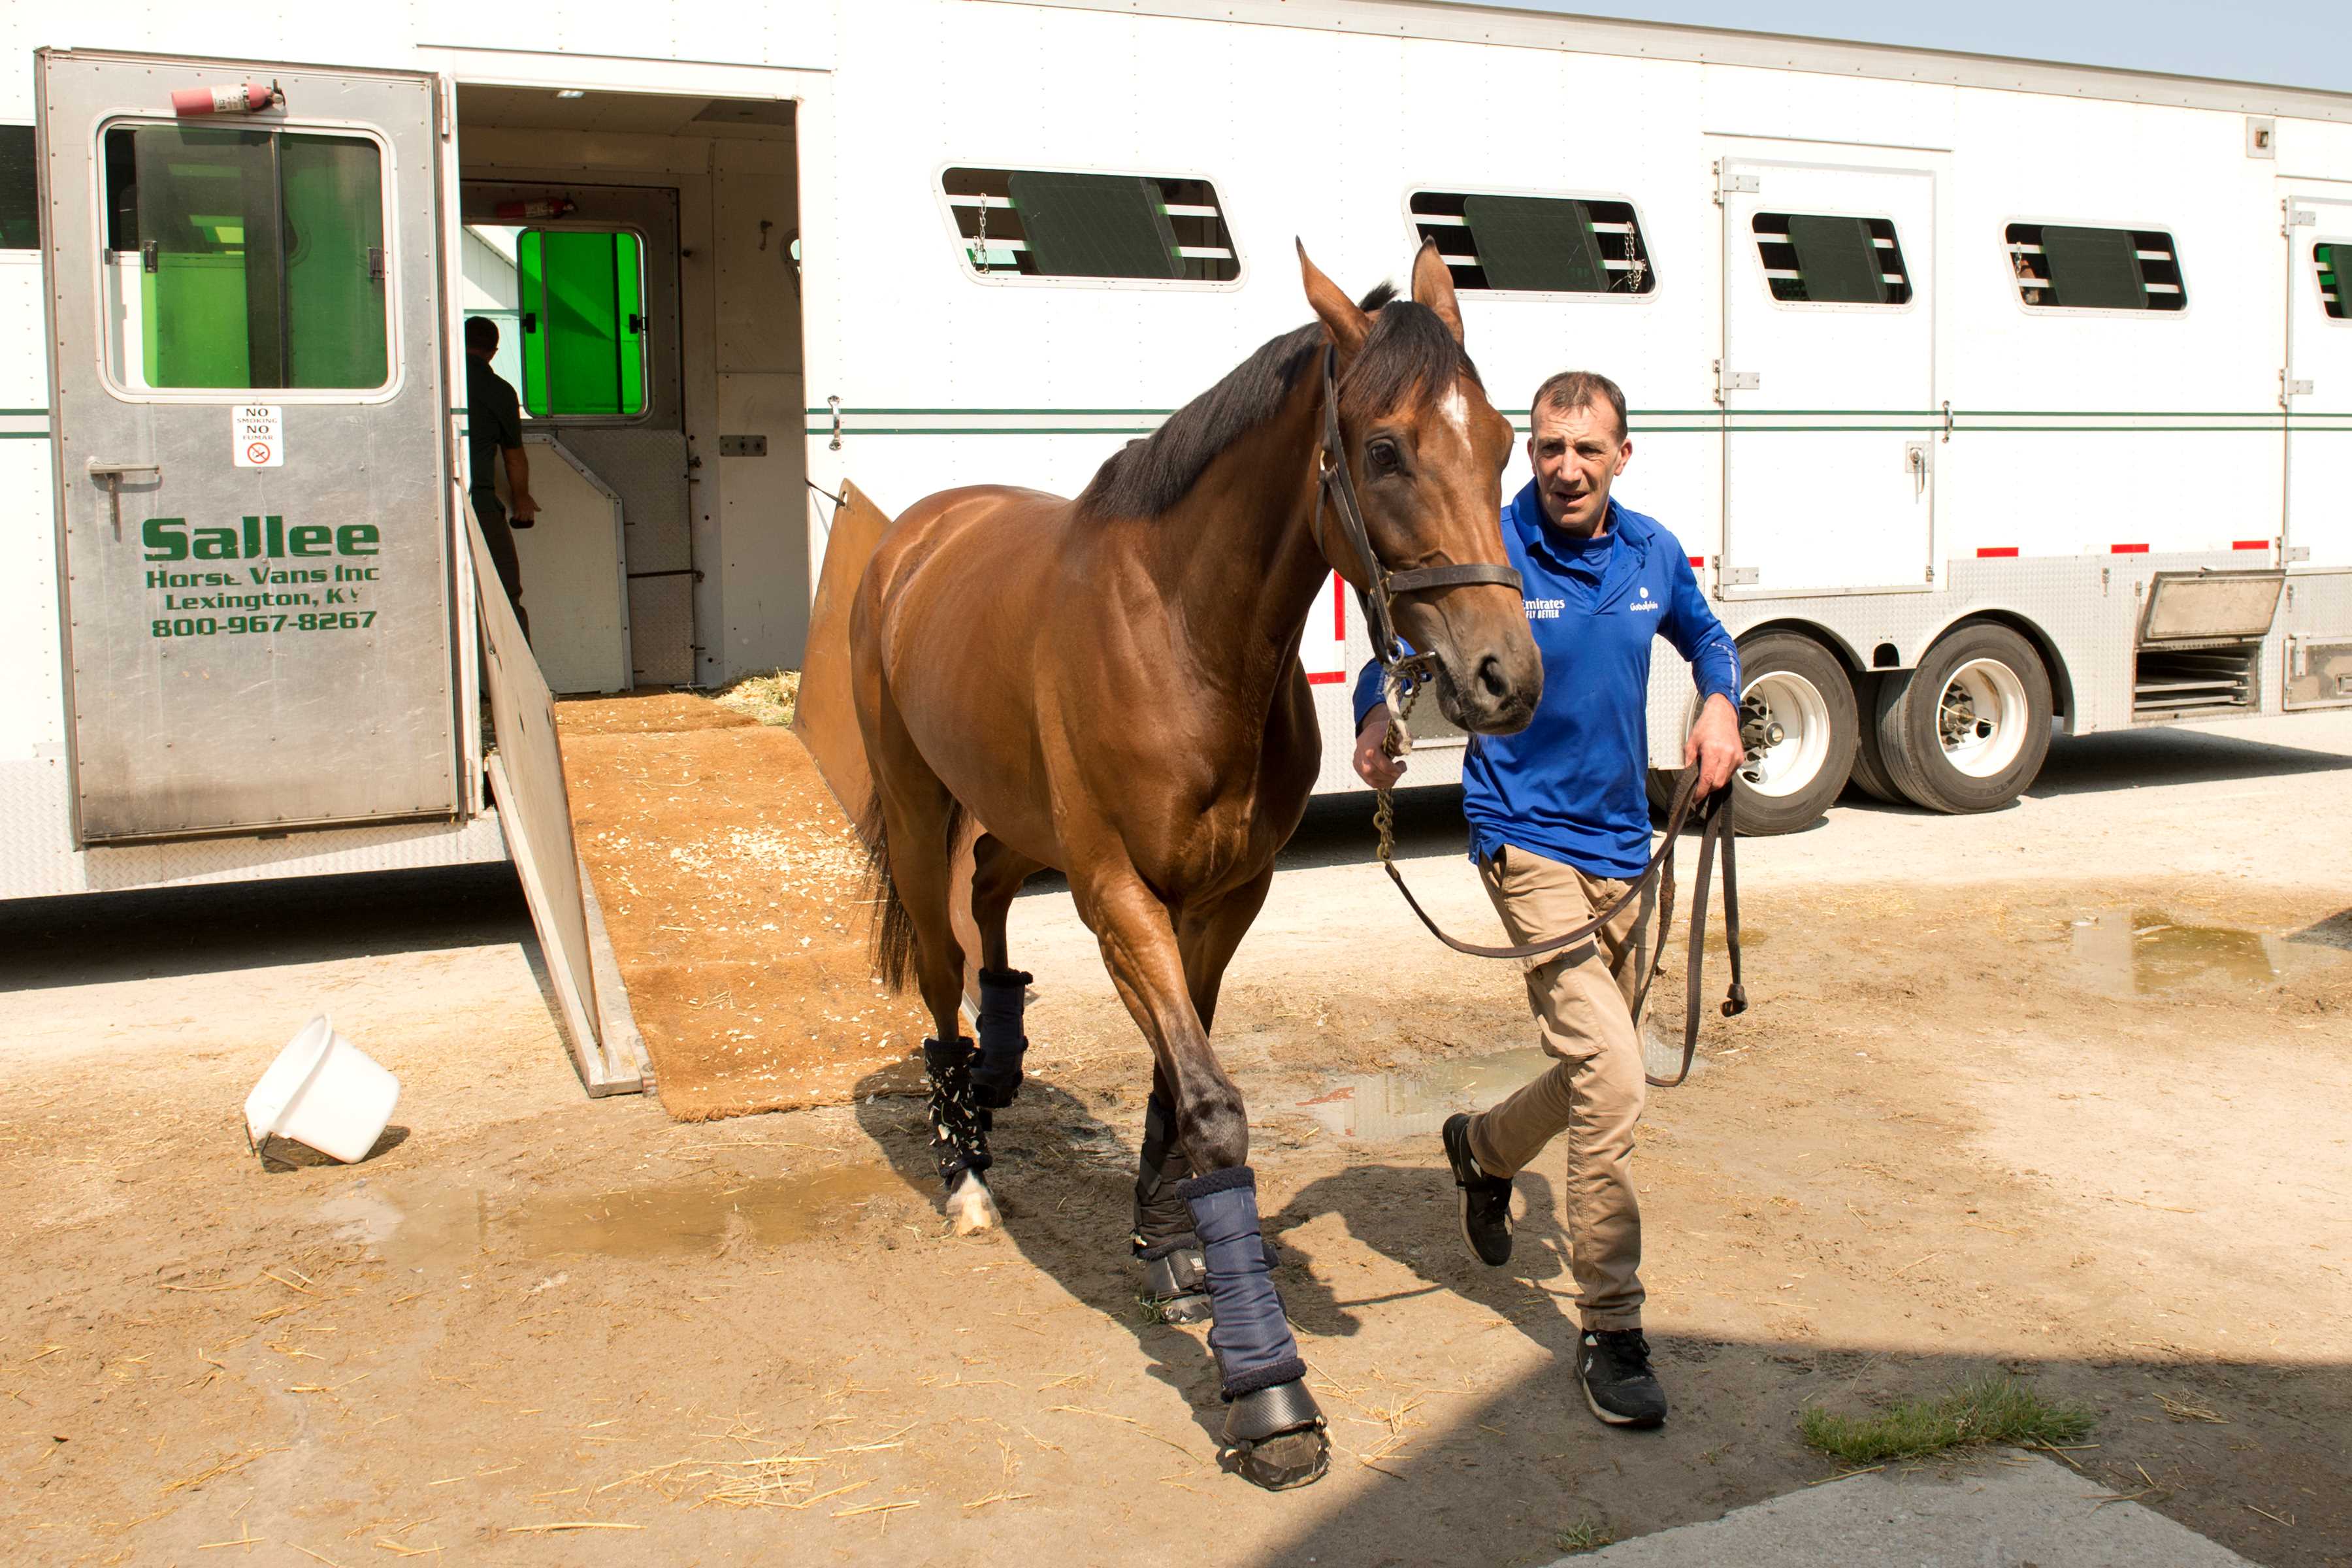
[1438,385,1472,447]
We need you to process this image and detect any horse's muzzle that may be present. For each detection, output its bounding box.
[1434,649,1539,735]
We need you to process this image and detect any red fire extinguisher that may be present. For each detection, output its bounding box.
[171,82,281,116]
[492,197,580,222]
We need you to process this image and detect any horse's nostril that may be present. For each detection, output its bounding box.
[1477,654,1509,702]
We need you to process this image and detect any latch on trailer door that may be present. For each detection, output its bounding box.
[86,459,161,541]
[1904,441,1931,498]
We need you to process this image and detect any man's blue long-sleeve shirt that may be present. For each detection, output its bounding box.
[1352,483,1740,881]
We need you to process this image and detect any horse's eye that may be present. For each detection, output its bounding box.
[1365,438,1401,476]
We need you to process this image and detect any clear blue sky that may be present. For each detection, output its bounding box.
[1480,2,2350,94]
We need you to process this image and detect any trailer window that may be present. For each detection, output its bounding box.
[0,126,35,250]
[1409,191,1655,295]
[2318,243,2348,321]
[2006,223,2185,312]
[1752,213,1911,305]
[100,124,390,390]
[515,228,647,417]
[942,168,1238,282]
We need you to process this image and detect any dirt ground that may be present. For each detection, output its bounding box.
[4,714,2350,1567]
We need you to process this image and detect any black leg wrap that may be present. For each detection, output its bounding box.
[924,1037,992,1189]
[1133,1095,1213,1317]
[1177,1167,1307,1401]
[972,968,1032,1108]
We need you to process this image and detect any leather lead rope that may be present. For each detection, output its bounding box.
[1376,708,1748,1088]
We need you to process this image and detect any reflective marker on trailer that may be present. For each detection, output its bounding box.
[2233,540,2270,551]
[1977,547,2019,557]
[1688,555,1705,568]
[171,82,279,116]
[2110,543,2149,554]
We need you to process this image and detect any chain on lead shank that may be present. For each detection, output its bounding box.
[1373,655,1436,866]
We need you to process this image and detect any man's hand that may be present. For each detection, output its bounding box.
[1353,706,1407,790]
[510,489,539,527]
[1684,692,1742,794]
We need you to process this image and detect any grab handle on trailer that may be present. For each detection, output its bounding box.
[87,459,161,542]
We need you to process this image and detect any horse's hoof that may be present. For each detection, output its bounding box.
[1220,1379,1328,1490]
[1151,1291,1214,1326]
[1225,1426,1330,1491]
[944,1171,1000,1235]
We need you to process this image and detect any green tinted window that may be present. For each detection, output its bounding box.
[102,124,389,389]
[0,125,35,250]
[517,229,646,417]
[1754,212,1912,306]
[2319,243,2347,321]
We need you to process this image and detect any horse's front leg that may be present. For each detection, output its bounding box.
[1073,861,1328,1492]
[1133,870,1279,1323]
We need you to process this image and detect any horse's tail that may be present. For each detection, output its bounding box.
[860,794,964,994]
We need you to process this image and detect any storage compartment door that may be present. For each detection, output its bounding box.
[38,50,457,841]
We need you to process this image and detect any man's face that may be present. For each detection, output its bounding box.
[1527,398,1631,536]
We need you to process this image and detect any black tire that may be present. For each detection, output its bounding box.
[1874,621,2053,814]
[1844,671,1904,804]
[1644,767,1676,818]
[1729,632,1858,836]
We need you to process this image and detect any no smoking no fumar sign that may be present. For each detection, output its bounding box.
[233,405,284,468]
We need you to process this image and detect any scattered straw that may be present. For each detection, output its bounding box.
[962,1490,1034,1511]
[162,1445,286,1496]
[834,1501,919,1520]
[2154,1392,2229,1425]
[500,1522,644,1534]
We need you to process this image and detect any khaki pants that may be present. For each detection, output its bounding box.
[1467,843,1656,1330]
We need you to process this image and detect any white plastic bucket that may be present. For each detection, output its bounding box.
[244,1015,400,1164]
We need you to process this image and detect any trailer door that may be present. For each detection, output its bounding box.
[37,51,457,841]
[1718,158,1937,595]
[2285,185,2352,570]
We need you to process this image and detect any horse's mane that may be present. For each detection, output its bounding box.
[1076,282,1478,520]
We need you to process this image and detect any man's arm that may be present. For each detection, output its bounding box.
[502,444,537,525]
[1350,656,1405,788]
[1661,551,1743,791]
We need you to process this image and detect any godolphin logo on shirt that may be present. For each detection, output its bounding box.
[1631,584,1662,613]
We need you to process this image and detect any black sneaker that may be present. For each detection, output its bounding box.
[1578,1329,1667,1428]
[1441,1113,1513,1267]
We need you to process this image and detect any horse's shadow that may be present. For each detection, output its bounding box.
[850,1068,1590,1451]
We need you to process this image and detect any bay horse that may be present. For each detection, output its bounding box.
[849,241,1541,1488]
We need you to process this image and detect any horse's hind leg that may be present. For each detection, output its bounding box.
[863,697,1000,1234]
[968,834,1042,1109]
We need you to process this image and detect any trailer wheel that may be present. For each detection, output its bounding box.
[1844,671,1904,804]
[1730,633,1857,836]
[1874,622,2053,814]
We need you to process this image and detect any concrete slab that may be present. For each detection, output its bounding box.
[1557,1452,2257,1568]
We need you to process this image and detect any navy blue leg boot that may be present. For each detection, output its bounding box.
[972,968,1032,1108]
[1179,1167,1329,1490]
[1134,1096,1211,1324]
[924,1037,992,1192]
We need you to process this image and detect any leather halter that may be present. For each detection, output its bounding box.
[1311,344,1523,667]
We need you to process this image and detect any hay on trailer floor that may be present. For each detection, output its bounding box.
[557,692,928,1120]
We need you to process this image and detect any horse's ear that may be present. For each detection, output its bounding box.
[1411,238,1465,344]
[1298,240,1370,363]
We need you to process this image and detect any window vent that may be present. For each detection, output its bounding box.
[942,168,1237,282]
[2007,223,2185,311]
[1409,191,1656,294]
[2319,242,2347,321]
[1752,213,1911,305]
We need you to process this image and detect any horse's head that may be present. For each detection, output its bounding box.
[1300,241,1541,735]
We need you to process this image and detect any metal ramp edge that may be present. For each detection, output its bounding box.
[470,501,653,1098]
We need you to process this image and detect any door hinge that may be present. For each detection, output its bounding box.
[1716,165,1759,201]
[2287,206,2317,228]
[2288,545,2312,563]
[1714,360,1758,402]
[1722,565,1759,587]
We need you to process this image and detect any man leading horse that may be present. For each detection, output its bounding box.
[1351,370,1743,1431]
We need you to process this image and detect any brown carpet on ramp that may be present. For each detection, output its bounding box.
[557,693,928,1120]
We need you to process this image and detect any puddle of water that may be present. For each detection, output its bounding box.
[1296,1047,1556,1142]
[510,1164,906,1258]
[2068,908,2301,995]
[315,1164,907,1268]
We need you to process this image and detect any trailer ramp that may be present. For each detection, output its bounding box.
[470,506,653,1097]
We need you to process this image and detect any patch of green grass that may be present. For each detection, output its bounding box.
[715,668,800,727]
[1553,1518,1614,1554]
[1799,1374,2097,1465]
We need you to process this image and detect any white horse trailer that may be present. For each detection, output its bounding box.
[2,0,2349,928]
